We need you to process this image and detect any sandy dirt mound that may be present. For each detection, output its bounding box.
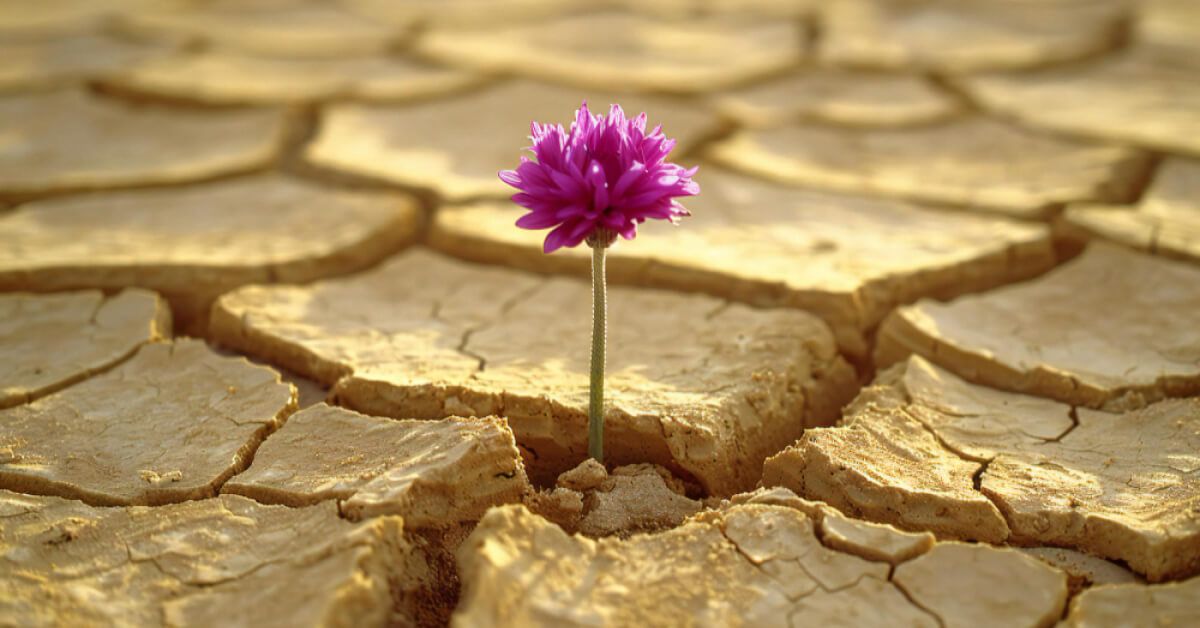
[528,460,702,537]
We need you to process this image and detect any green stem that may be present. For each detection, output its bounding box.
[588,242,607,463]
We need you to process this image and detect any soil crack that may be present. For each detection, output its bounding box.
[890,576,947,628]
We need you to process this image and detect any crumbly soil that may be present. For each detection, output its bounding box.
[527,459,703,538]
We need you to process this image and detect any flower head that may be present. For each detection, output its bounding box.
[499,101,699,253]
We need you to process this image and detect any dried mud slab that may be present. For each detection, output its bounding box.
[764,355,1200,582]
[1063,576,1200,627]
[224,403,529,527]
[1063,157,1200,264]
[819,0,1127,72]
[876,243,1200,409]
[117,0,406,58]
[210,249,859,495]
[305,80,717,201]
[819,508,934,566]
[345,0,578,27]
[0,0,149,38]
[894,543,1068,628]
[453,503,1068,627]
[106,49,481,106]
[983,399,1200,582]
[619,0,816,19]
[707,116,1149,218]
[0,175,419,332]
[416,12,802,94]
[0,491,417,626]
[715,70,959,128]
[959,46,1200,157]
[1138,0,1200,53]
[430,168,1055,360]
[0,339,296,506]
[728,486,936,565]
[762,394,1011,543]
[0,34,171,92]
[0,289,170,409]
[577,470,701,538]
[0,89,285,197]
[1019,547,1139,592]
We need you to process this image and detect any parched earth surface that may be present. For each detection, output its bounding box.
[0,175,420,332]
[763,355,1199,582]
[209,248,860,494]
[430,169,1056,361]
[1,0,1198,626]
[875,243,1200,409]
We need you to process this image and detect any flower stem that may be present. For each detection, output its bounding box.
[588,240,607,463]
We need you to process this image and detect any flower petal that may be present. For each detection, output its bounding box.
[503,100,698,252]
[516,211,561,229]
[498,169,521,187]
[542,223,574,253]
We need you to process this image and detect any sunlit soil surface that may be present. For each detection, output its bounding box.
[1,0,1198,625]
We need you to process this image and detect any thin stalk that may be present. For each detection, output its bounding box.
[588,241,607,463]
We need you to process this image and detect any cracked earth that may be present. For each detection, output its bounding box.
[1,0,1198,626]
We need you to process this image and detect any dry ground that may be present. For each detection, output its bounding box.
[1,0,1198,626]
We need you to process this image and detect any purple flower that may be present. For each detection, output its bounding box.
[499,101,699,253]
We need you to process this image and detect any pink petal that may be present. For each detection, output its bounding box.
[516,211,561,229]
[542,223,574,253]
[587,162,609,211]
[503,101,698,251]
[498,169,521,187]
